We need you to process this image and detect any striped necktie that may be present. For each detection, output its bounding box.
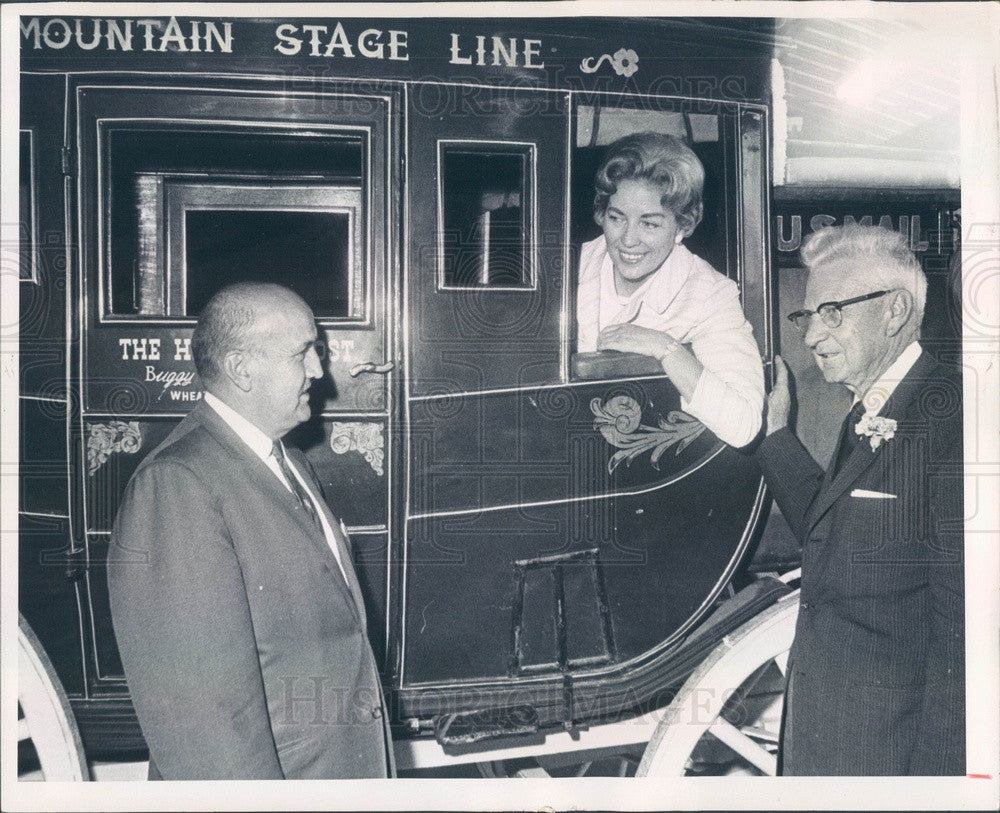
[271,440,320,527]
[832,400,867,477]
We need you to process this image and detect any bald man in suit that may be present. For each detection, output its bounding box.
[109,282,393,779]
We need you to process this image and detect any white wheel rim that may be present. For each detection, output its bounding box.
[18,615,89,781]
[637,593,799,776]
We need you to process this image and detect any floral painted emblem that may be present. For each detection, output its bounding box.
[591,395,705,474]
[855,414,898,450]
[329,422,384,476]
[580,47,640,78]
[87,421,142,475]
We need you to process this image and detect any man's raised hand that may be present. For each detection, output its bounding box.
[765,355,792,436]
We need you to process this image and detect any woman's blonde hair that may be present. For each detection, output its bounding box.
[593,131,705,235]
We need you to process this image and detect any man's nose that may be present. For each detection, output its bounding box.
[305,345,323,379]
[802,313,826,348]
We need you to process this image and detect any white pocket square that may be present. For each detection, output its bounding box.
[850,488,897,499]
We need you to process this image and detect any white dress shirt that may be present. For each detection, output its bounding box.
[856,340,923,415]
[204,392,350,583]
[576,236,765,447]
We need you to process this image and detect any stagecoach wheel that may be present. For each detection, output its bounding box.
[636,593,800,777]
[18,614,90,781]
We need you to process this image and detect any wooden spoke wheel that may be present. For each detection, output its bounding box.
[637,593,800,777]
[18,615,89,781]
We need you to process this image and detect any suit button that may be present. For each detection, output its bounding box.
[370,706,383,720]
[800,601,810,610]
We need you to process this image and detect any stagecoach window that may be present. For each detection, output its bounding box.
[106,128,365,318]
[162,182,362,319]
[569,103,725,263]
[438,143,534,289]
[569,101,733,383]
[185,209,355,317]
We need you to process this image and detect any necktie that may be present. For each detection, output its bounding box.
[832,400,866,477]
[271,440,320,527]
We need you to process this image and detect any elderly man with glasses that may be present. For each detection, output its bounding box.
[758,224,965,776]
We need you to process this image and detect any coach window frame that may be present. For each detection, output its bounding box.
[435,138,538,292]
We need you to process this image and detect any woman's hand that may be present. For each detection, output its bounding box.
[596,323,679,360]
[598,323,703,402]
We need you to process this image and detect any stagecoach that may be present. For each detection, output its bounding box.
[15,12,961,780]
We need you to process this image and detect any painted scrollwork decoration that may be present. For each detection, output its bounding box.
[329,422,385,476]
[87,421,142,476]
[580,47,639,77]
[591,395,705,474]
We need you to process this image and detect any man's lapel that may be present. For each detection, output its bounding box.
[805,351,936,534]
[196,403,365,620]
[195,402,300,511]
[287,448,369,623]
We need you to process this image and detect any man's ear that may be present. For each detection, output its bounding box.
[885,289,914,337]
[222,350,253,393]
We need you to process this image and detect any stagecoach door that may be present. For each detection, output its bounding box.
[73,80,400,720]
[401,83,570,688]
[399,87,770,727]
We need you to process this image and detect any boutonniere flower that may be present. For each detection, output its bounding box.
[855,414,898,450]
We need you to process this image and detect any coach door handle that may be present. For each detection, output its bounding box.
[349,360,395,377]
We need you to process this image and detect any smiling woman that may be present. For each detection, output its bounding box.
[575,132,764,448]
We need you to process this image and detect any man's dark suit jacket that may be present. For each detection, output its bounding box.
[757,350,965,775]
[108,401,392,779]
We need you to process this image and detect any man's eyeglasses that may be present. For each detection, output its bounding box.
[787,290,892,334]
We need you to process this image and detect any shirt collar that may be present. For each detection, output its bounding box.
[599,242,693,316]
[204,391,276,463]
[857,340,922,415]
[640,243,693,314]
